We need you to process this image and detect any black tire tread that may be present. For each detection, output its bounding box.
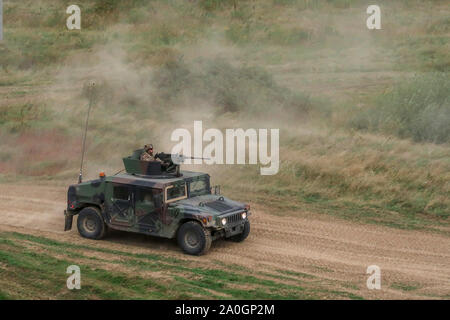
[77,206,106,240]
[177,221,211,255]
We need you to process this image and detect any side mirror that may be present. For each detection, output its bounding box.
[211,185,221,195]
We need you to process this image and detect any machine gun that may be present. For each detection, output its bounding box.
[155,153,210,176]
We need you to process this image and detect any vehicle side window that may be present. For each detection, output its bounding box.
[189,179,208,196]
[137,188,163,208]
[113,185,130,201]
[167,184,186,200]
[138,189,154,204]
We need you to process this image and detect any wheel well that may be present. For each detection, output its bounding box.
[176,218,202,236]
[77,204,102,215]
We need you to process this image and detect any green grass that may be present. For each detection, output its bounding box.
[0,231,363,299]
[276,269,316,279]
[350,73,450,144]
[218,138,450,232]
[0,0,449,234]
[149,58,313,116]
[390,282,422,292]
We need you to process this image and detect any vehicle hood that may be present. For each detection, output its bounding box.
[170,194,245,216]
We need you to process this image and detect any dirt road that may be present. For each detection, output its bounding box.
[0,183,449,299]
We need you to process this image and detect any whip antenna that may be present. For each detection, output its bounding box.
[78,81,95,184]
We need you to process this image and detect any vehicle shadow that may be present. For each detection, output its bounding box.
[100,228,231,256]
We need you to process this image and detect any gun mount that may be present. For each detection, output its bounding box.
[122,150,208,178]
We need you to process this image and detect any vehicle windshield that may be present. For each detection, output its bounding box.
[189,178,209,197]
[165,183,187,203]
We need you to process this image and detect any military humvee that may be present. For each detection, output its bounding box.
[64,149,251,255]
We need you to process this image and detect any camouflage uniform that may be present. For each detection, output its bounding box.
[140,144,161,162]
[140,151,156,161]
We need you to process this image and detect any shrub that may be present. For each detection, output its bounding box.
[350,73,450,144]
[151,58,312,117]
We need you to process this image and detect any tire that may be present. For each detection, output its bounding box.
[77,207,106,240]
[229,220,250,242]
[177,221,211,255]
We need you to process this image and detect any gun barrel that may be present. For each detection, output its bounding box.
[184,156,210,160]
[170,154,210,163]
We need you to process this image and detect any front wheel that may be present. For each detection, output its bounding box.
[229,220,250,242]
[77,207,106,240]
[177,221,211,255]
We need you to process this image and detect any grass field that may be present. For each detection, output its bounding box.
[0,0,448,231]
[0,0,449,300]
[0,231,363,299]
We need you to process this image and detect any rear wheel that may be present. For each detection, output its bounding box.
[177,221,211,255]
[77,207,106,240]
[229,220,250,242]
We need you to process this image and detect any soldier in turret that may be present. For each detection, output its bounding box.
[140,144,158,161]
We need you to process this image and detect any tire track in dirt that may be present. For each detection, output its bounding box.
[0,183,449,299]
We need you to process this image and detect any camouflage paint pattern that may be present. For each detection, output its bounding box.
[66,156,250,240]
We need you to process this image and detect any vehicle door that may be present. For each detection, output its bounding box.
[105,183,134,227]
[134,187,164,234]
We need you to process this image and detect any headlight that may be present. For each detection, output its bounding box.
[241,212,247,219]
[221,218,227,225]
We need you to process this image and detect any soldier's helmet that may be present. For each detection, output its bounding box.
[144,144,154,152]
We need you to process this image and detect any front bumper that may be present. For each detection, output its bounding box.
[211,212,249,240]
[223,221,246,238]
[212,219,248,240]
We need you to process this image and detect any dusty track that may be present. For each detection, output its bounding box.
[0,183,449,299]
